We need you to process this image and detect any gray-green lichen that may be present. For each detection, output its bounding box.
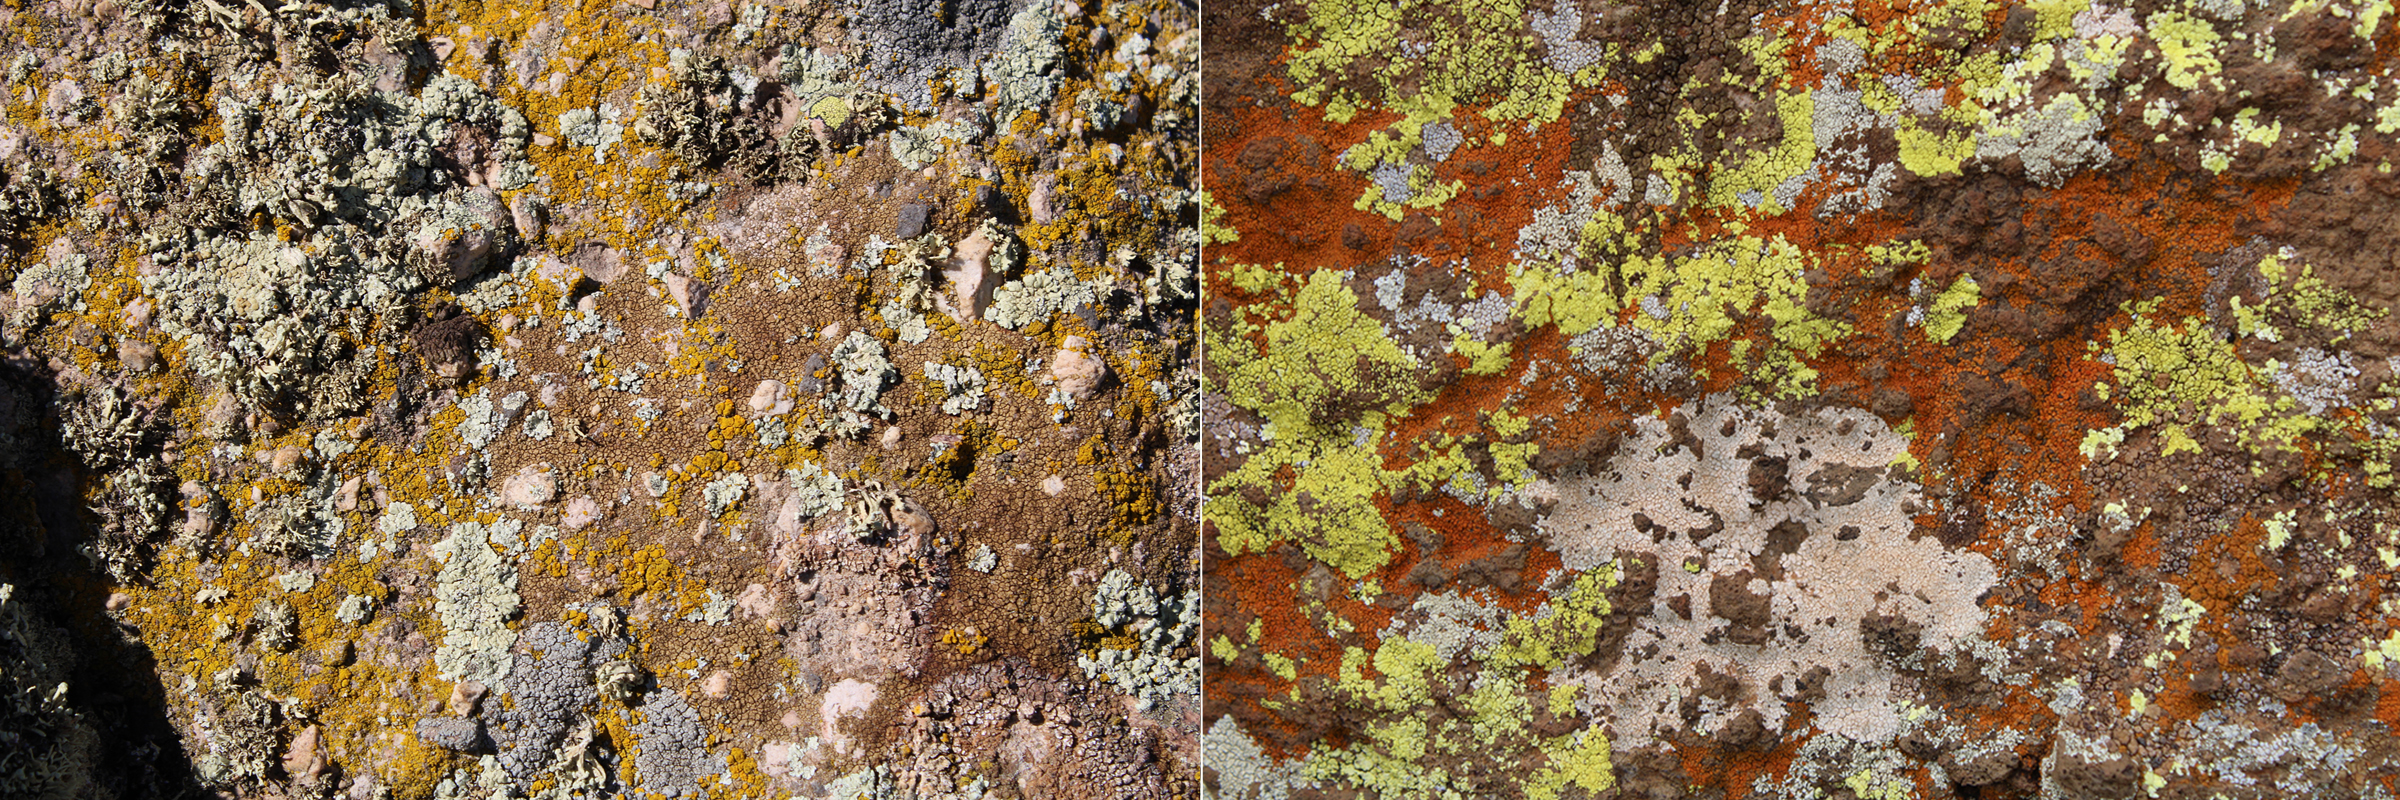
[988,2,1067,121]
[431,520,521,687]
[1078,570,1197,713]
[923,362,989,415]
[827,331,897,433]
[704,472,750,517]
[984,266,1105,329]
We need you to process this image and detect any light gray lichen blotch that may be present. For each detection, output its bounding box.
[431,521,521,687]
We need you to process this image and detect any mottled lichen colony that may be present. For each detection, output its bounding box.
[0,0,1196,797]
[1204,0,2400,797]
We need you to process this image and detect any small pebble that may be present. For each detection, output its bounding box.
[448,681,487,716]
[118,339,157,372]
[664,272,708,317]
[1051,336,1109,400]
[335,476,364,512]
[283,725,327,783]
[271,445,306,475]
[502,465,558,509]
[749,379,793,416]
[562,496,602,531]
[896,203,932,239]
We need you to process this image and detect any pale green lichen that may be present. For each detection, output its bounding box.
[430,519,521,687]
[923,362,989,415]
[1208,269,1429,578]
[984,265,1105,329]
[783,462,846,520]
[829,331,897,420]
[702,472,749,517]
[1922,273,1981,344]
[1078,570,1199,712]
[557,105,627,164]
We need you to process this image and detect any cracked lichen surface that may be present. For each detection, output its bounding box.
[0,0,1196,797]
[1205,0,2400,797]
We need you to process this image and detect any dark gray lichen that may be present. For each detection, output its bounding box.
[843,0,1016,108]
[415,715,485,753]
[488,620,629,785]
[629,689,720,799]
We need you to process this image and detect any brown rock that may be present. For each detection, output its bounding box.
[448,680,488,717]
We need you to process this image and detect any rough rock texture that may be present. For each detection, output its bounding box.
[0,0,1196,797]
[1203,0,2400,798]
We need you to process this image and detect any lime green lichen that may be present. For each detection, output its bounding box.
[2147,11,2223,91]
[1895,116,1978,178]
[2100,299,2297,456]
[1199,190,1240,246]
[2232,107,2283,147]
[1453,334,1513,376]
[2256,252,2382,337]
[2028,0,2092,40]
[2079,426,2126,461]
[1630,236,1839,352]
[1290,568,1623,797]
[1488,441,1539,488]
[1264,652,1300,682]
[1338,92,1459,178]
[2366,629,2400,669]
[1283,0,1573,129]
[1923,274,1981,344]
[1510,230,1848,397]
[1704,89,1815,211]
[1491,564,1616,670]
[1510,262,1621,337]
[2100,252,2385,459]
[1220,261,1282,295]
[1208,269,1430,577]
[1210,635,1242,663]
[1845,768,1914,800]
[1392,433,1483,499]
[1486,409,1531,441]
[1527,728,1616,800]
[1355,166,1467,220]
[1279,0,1578,215]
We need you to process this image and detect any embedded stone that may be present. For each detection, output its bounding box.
[749,379,794,415]
[118,339,156,372]
[282,725,327,783]
[448,680,487,716]
[562,496,602,531]
[1050,335,1109,400]
[336,475,364,512]
[944,228,997,323]
[664,272,709,317]
[896,203,932,239]
[502,465,558,509]
[1028,175,1059,223]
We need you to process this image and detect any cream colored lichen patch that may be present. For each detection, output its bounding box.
[1541,393,1996,748]
[431,518,522,688]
